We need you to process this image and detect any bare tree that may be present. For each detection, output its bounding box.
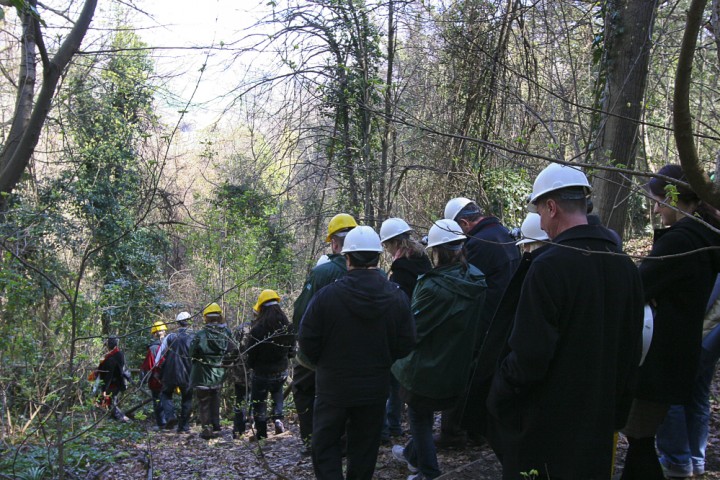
[0,0,98,212]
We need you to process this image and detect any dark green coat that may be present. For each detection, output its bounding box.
[292,254,348,331]
[189,323,232,389]
[392,263,486,399]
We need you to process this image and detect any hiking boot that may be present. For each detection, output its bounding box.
[165,417,178,430]
[177,425,190,434]
[200,427,218,440]
[212,424,222,432]
[392,445,419,474]
[274,420,285,434]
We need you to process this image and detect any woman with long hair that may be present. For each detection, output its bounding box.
[621,164,720,478]
[248,289,295,440]
[391,219,487,479]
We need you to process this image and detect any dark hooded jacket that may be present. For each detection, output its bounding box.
[298,268,416,406]
[160,328,193,390]
[465,217,521,341]
[487,225,643,479]
[638,216,720,404]
[392,263,487,400]
[388,253,432,299]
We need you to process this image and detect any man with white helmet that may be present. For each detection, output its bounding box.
[292,213,358,454]
[441,196,521,446]
[159,311,194,433]
[486,162,644,479]
[298,226,416,480]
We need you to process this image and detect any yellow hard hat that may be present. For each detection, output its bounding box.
[253,289,281,313]
[203,302,222,316]
[326,213,358,242]
[150,320,167,335]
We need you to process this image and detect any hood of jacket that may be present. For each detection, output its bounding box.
[333,268,404,321]
[416,263,487,300]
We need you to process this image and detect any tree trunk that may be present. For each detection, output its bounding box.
[674,0,720,208]
[0,0,98,212]
[591,0,658,238]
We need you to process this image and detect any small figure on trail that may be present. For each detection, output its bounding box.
[247,289,295,441]
[292,213,357,455]
[487,163,643,479]
[190,303,232,440]
[89,336,130,422]
[159,311,194,433]
[378,217,431,444]
[299,225,416,480]
[391,219,486,480]
[441,196,520,447]
[140,320,168,429]
[620,164,720,479]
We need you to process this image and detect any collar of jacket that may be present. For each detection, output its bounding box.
[468,216,503,236]
[552,223,618,245]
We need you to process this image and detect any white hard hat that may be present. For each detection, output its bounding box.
[528,163,591,212]
[444,197,474,221]
[316,254,330,266]
[426,219,467,249]
[176,311,191,322]
[516,213,549,246]
[341,226,383,253]
[379,218,412,243]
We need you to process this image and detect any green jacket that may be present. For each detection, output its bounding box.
[189,323,232,388]
[392,263,487,399]
[292,254,348,331]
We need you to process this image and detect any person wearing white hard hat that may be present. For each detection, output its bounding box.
[515,213,549,253]
[442,197,520,446]
[292,213,358,455]
[391,219,487,480]
[158,311,195,433]
[298,226,416,480]
[379,218,432,443]
[487,162,644,479]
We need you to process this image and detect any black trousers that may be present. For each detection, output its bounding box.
[311,396,385,480]
[292,363,316,445]
[195,388,221,429]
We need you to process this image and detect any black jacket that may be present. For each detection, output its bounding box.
[388,253,432,299]
[637,216,720,404]
[298,268,416,406]
[161,328,194,390]
[487,224,644,479]
[247,320,294,375]
[465,216,521,341]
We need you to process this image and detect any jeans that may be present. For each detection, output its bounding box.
[251,371,286,438]
[160,386,193,430]
[311,396,385,480]
[656,322,720,472]
[405,404,442,479]
[382,374,403,438]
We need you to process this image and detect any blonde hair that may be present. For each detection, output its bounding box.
[384,233,425,259]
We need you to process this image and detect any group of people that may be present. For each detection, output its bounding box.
[292,162,720,480]
[90,161,720,480]
[94,291,295,441]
